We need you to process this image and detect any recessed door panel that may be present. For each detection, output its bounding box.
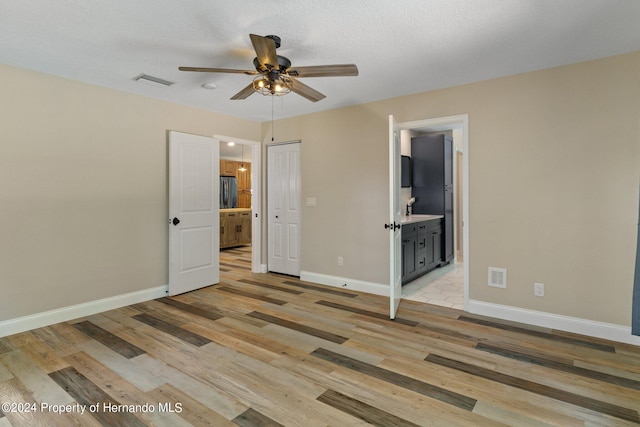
[287,223,299,262]
[272,222,283,259]
[180,226,214,272]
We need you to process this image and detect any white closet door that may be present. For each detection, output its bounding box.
[267,143,301,276]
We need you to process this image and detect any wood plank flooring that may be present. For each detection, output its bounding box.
[2,245,640,426]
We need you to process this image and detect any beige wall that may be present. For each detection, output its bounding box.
[260,109,391,285]
[265,52,640,326]
[0,64,260,322]
[2,52,638,330]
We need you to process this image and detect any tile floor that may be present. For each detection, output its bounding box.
[402,262,464,310]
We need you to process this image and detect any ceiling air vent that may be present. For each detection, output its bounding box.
[488,267,507,288]
[132,73,174,87]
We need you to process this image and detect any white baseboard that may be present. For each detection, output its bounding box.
[300,271,388,296]
[0,285,168,338]
[468,300,640,346]
[6,280,637,348]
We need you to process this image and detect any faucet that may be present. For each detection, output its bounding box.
[406,197,416,216]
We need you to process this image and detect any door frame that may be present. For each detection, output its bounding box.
[214,134,262,273]
[396,114,469,310]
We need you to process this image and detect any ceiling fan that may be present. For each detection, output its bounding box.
[179,34,358,102]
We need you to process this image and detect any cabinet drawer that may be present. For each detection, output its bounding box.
[402,223,418,234]
[426,218,442,229]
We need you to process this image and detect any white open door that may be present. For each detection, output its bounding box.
[168,131,220,295]
[389,115,402,318]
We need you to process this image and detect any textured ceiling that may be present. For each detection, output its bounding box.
[2,0,640,122]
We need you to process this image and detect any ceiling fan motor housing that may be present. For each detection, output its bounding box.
[252,55,291,73]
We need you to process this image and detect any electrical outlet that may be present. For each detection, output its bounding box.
[534,282,544,297]
[337,256,343,266]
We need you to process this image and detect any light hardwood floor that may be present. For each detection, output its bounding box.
[1,246,640,426]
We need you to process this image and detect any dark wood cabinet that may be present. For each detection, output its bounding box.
[402,223,418,280]
[402,218,443,284]
[425,221,442,271]
[415,222,428,276]
[411,134,454,264]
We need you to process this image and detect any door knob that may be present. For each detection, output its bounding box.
[172,217,180,226]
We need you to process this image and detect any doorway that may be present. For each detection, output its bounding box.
[215,134,262,273]
[396,115,469,311]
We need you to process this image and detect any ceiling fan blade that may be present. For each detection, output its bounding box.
[288,64,359,78]
[230,82,256,100]
[179,66,258,75]
[290,78,326,102]
[250,34,279,70]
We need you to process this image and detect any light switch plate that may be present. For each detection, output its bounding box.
[306,197,317,206]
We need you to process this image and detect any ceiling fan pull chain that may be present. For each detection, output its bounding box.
[272,95,275,142]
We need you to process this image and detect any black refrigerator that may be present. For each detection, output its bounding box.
[411,134,454,264]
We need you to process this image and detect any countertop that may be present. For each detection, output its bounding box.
[220,208,252,213]
[401,214,443,225]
